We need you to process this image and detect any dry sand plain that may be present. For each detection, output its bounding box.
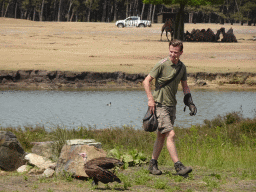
[1,18,256,75]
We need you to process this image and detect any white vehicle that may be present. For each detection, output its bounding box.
[115,16,152,28]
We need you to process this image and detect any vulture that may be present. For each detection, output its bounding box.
[79,153,123,185]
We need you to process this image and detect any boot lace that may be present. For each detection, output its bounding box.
[175,162,185,172]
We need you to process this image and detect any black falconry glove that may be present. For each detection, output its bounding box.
[183,93,197,116]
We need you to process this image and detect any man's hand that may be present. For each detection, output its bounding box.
[184,93,197,116]
[143,74,156,114]
[188,104,197,116]
[148,99,156,114]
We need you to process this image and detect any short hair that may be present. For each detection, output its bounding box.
[169,39,183,52]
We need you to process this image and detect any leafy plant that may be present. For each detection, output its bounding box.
[110,148,148,168]
[23,175,28,181]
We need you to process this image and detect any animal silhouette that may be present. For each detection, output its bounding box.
[79,153,123,185]
[190,29,204,41]
[220,27,237,42]
[203,28,217,42]
[214,29,221,42]
[184,28,221,42]
[184,30,192,41]
[160,18,174,41]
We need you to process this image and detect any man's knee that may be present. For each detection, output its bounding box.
[157,131,166,140]
[166,130,175,141]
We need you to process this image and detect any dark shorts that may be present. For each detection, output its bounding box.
[156,103,176,134]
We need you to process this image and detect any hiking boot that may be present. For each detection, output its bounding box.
[174,161,192,176]
[148,159,162,175]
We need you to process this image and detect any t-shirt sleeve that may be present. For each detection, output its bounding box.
[149,62,163,79]
[181,64,187,81]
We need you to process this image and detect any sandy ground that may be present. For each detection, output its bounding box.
[0,18,256,75]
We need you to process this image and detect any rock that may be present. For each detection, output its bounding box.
[31,141,57,160]
[48,164,57,170]
[25,153,55,170]
[55,144,107,177]
[0,131,26,171]
[87,142,102,148]
[28,167,45,174]
[42,168,55,177]
[31,139,102,161]
[16,70,31,80]
[66,139,96,145]
[17,165,30,173]
[196,80,207,86]
[66,139,102,148]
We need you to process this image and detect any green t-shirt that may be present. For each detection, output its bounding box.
[149,57,187,106]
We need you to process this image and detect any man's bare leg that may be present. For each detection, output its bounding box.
[152,131,166,160]
[149,131,165,175]
[166,130,192,177]
[166,130,179,163]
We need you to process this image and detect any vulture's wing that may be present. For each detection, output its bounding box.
[86,157,123,169]
[85,165,121,184]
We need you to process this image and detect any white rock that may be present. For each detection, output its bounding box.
[17,165,29,173]
[66,139,96,145]
[42,168,55,177]
[25,153,55,170]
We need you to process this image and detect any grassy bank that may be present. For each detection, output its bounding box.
[1,112,256,191]
[2,112,256,173]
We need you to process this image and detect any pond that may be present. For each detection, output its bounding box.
[1,90,255,130]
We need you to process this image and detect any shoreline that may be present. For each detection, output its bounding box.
[0,70,256,91]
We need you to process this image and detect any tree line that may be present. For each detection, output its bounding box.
[1,0,255,25]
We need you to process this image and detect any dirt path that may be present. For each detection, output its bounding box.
[1,165,256,191]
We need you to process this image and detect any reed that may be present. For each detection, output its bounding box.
[174,112,256,179]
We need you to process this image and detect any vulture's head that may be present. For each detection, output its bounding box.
[78,152,88,162]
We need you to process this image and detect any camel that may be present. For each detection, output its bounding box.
[184,29,202,42]
[219,27,237,42]
[214,29,221,42]
[202,28,216,42]
[78,153,123,186]
[190,29,204,41]
[160,18,174,41]
[184,30,193,41]
[184,28,221,42]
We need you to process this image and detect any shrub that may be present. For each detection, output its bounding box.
[224,111,243,125]
[239,119,256,134]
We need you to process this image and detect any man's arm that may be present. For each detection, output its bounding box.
[181,80,190,95]
[143,75,155,113]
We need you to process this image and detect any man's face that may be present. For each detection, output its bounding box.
[169,45,183,64]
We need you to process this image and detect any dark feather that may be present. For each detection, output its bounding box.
[83,157,123,185]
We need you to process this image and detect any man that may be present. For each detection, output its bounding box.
[143,39,197,176]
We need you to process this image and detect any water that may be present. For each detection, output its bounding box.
[1,90,256,130]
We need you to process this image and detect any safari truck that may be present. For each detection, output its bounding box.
[115,16,152,28]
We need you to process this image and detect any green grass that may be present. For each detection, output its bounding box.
[1,111,256,191]
[1,112,256,173]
